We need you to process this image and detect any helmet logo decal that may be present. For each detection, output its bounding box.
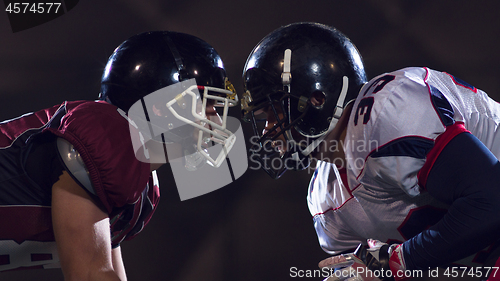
[224,77,238,100]
[241,90,253,114]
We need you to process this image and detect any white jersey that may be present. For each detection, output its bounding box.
[307,67,500,262]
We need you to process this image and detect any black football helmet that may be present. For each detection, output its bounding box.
[100,31,238,167]
[242,22,367,179]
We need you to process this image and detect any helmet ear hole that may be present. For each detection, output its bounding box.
[310,91,326,108]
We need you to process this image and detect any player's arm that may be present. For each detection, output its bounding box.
[357,132,500,280]
[379,131,500,281]
[112,246,127,281]
[404,132,500,269]
[52,170,124,281]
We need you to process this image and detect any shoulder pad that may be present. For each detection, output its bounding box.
[56,138,96,195]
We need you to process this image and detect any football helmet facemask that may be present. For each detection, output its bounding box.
[242,22,367,179]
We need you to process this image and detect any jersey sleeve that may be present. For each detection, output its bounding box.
[0,104,63,147]
[345,67,452,197]
[307,161,365,254]
[110,171,160,247]
[45,101,151,214]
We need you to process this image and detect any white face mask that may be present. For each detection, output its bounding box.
[125,78,238,168]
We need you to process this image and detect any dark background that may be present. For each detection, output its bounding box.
[1,1,499,280]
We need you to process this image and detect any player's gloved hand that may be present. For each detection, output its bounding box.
[366,239,408,281]
[318,242,386,281]
[318,239,407,281]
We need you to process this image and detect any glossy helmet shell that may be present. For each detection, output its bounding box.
[243,22,367,138]
[100,31,227,112]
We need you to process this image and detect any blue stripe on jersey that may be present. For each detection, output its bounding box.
[429,85,454,126]
[446,73,478,92]
[370,137,434,159]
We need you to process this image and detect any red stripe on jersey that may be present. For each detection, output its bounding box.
[311,167,354,216]
[417,122,469,189]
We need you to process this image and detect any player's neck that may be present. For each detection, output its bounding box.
[311,103,352,164]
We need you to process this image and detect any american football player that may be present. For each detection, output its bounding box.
[242,22,500,280]
[0,31,238,280]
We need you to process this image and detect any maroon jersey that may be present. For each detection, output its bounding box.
[0,100,160,271]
